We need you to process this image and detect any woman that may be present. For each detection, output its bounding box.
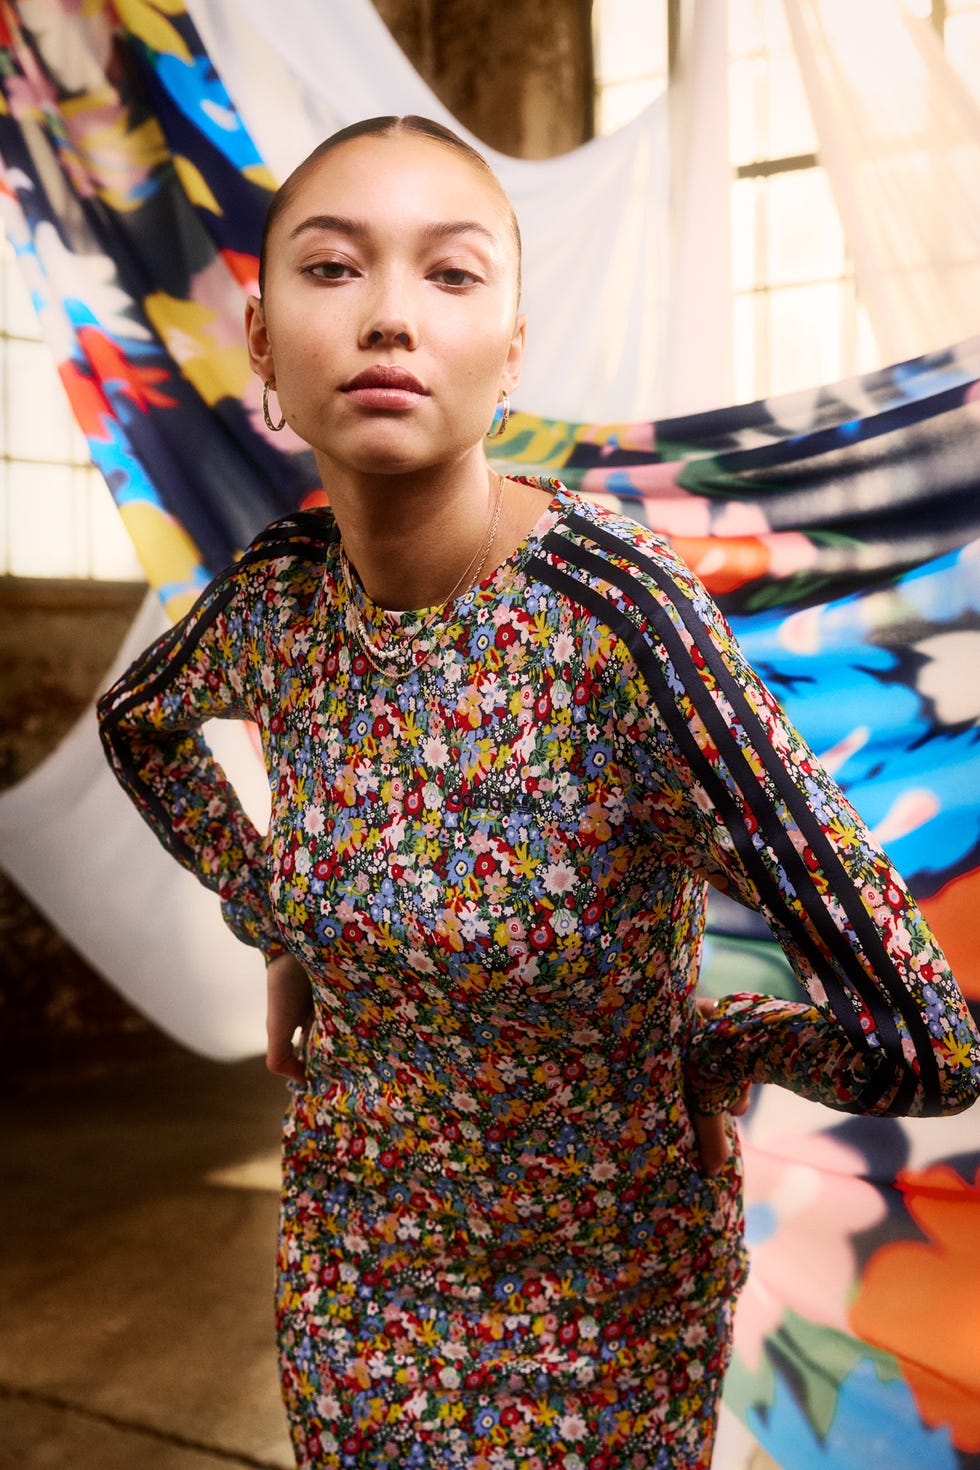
[97,116,980,1469]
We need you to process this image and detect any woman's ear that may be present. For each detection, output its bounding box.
[245,295,274,381]
[501,313,527,397]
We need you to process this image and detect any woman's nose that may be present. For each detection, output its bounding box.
[365,323,414,349]
[359,279,418,351]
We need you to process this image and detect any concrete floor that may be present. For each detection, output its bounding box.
[0,1047,779,1470]
[0,1049,295,1470]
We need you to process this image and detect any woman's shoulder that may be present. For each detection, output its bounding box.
[544,488,712,611]
[529,488,740,688]
[193,508,337,629]
[238,506,337,572]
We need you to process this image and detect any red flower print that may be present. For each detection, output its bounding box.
[78,326,177,413]
[528,920,555,951]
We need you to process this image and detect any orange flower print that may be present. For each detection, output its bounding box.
[849,1164,980,1451]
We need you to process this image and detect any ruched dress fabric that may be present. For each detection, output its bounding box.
[98,481,980,1470]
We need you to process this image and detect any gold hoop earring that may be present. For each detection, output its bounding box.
[263,380,286,432]
[485,391,510,440]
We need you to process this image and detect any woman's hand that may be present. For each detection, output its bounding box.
[266,952,314,1083]
[689,997,752,1176]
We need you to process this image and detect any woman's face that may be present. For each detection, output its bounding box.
[247,133,525,478]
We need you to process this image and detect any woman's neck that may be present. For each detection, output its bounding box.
[320,456,548,611]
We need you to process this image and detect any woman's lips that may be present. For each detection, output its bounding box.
[342,365,428,410]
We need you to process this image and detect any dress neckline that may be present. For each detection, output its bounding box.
[330,477,571,631]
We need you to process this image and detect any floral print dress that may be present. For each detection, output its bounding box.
[98,479,980,1470]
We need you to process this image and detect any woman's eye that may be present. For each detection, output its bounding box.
[307,261,355,281]
[432,267,478,288]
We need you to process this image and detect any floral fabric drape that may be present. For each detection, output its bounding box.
[0,3,978,1466]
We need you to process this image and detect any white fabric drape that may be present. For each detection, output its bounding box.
[185,0,733,421]
[0,595,269,1056]
[783,0,980,364]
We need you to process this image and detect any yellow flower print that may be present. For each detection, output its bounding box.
[508,843,538,881]
[113,0,191,61]
[60,100,170,210]
[144,288,252,406]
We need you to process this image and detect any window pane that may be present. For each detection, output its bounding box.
[733,290,763,404]
[760,0,791,50]
[1,246,43,341]
[856,300,881,376]
[729,56,764,166]
[2,338,80,463]
[593,0,666,82]
[765,47,817,157]
[729,0,766,58]
[87,470,144,580]
[596,76,667,132]
[769,282,846,393]
[766,167,845,285]
[731,177,760,290]
[593,0,668,134]
[946,13,980,106]
[0,459,7,571]
[7,461,81,576]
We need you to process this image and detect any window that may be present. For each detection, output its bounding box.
[595,0,980,403]
[727,0,876,402]
[0,225,144,580]
[592,0,670,134]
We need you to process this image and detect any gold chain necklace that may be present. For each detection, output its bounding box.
[338,471,506,678]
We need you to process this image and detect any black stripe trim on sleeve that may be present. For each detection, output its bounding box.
[554,516,935,1108]
[97,579,248,876]
[98,518,334,880]
[104,526,331,712]
[527,552,878,1064]
[526,536,919,1110]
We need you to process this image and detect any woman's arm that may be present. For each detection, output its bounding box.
[266,952,314,1082]
[96,561,284,959]
[581,517,980,1119]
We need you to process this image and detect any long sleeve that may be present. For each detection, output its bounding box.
[539,507,980,1120]
[97,537,291,961]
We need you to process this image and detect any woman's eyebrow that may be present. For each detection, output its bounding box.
[419,220,497,247]
[288,213,365,242]
[288,214,497,247]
